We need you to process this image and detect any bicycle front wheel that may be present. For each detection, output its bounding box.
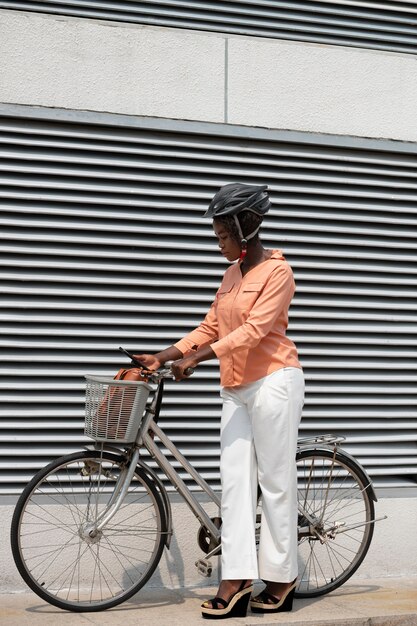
[11,450,167,612]
[296,448,375,597]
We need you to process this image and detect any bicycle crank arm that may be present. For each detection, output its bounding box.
[205,543,221,559]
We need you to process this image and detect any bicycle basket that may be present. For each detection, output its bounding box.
[84,375,153,443]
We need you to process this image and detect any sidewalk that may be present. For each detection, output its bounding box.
[1,577,416,626]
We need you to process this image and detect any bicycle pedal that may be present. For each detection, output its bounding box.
[195,558,212,577]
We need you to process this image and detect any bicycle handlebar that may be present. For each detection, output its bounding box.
[145,363,195,382]
[118,347,194,381]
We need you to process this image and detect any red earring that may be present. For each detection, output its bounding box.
[239,238,247,262]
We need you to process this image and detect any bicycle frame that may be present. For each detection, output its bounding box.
[142,420,222,543]
[85,378,381,554]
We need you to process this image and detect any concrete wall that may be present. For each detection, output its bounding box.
[1,9,417,142]
[1,494,416,593]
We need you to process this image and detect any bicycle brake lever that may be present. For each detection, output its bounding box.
[165,361,194,379]
[155,367,175,379]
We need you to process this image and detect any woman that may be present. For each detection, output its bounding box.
[135,183,305,620]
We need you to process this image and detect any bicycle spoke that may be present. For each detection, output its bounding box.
[100,535,139,588]
[22,497,76,533]
[101,533,151,573]
[42,541,90,591]
[89,544,100,604]
[312,545,325,588]
[325,539,361,558]
[324,540,338,580]
[86,542,124,596]
[22,540,80,565]
[56,469,85,528]
[53,546,89,599]
[98,538,155,560]
[112,504,158,526]
[66,540,81,602]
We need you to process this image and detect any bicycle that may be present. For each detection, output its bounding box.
[11,349,386,612]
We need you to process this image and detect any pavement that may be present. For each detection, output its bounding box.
[1,577,416,626]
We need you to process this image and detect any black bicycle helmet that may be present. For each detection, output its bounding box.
[204,183,271,258]
[204,183,270,219]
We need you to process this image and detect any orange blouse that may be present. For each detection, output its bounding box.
[174,249,302,387]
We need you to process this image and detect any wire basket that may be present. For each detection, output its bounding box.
[84,375,153,443]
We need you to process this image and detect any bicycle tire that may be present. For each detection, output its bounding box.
[294,448,375,598]
[11,450,167,612]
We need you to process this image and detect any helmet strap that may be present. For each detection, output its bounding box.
[233,215,244,240]
[233,215,261,262]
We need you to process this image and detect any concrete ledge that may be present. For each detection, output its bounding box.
[1,576,416,625]
[2,9,417,141]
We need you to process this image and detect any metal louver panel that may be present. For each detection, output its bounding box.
[0,107,416,495]
[1,1,417,55]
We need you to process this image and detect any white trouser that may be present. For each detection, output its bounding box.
[219,366,305,582]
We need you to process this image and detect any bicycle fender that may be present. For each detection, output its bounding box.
[297,444,378,503]
[136,459,173,549]
[83,443,125,455]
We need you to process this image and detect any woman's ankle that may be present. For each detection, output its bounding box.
[263,579,294,595]
[218,579,251,594]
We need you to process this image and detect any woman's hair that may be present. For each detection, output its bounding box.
[214,211,263,245]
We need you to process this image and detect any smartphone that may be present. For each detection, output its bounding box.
[118,346,146,368]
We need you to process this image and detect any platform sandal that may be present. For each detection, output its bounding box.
[201,580,253,620]
[250,578,297,613]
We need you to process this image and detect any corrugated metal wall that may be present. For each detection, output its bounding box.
[1,1,417,55]
[1,111,416,494]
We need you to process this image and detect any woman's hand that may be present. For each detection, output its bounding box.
[171,357,197,381]
[133,354,161,371]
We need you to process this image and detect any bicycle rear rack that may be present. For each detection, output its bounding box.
[297,434,346,446]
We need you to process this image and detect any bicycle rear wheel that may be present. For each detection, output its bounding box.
[11,450,167,612]
[295,448,375,597]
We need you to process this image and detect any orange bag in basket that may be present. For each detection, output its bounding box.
[97,367,150,440]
